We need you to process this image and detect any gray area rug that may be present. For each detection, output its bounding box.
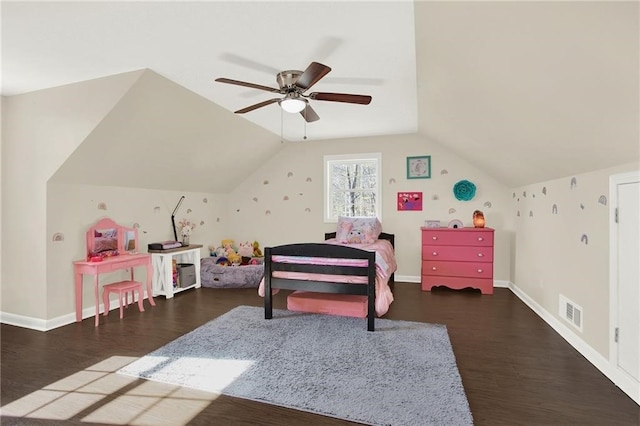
[118,306,473,426]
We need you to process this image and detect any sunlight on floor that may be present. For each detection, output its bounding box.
[0,355,247,425]
[120,355,256,394]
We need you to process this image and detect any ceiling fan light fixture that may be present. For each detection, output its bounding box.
[279,97,307,113]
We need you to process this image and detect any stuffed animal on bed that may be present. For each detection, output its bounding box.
[222,239,235,253]
[347,229,363,244]
[238,241,253,265]
[227,251,241,265]
[252,240,263,257]
[238,241,253,257]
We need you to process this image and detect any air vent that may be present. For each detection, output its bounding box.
[559,295,583,332]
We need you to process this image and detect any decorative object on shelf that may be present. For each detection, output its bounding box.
[448,219,464,229]
[397,192,423,211]
[178,218,196,246]
[406,155,431,179]
[473,210,485,228]
[424,220,441,228]
[453,180,476,201]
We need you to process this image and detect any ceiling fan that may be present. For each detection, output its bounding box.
[215,62,372,122]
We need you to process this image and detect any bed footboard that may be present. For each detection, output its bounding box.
[264,243,377,331]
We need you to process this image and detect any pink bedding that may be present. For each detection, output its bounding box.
[258,238,397,316]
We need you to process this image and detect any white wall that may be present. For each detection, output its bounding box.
[35,131,511,327]
[227,133,513,280]
[46,183,227,320]
[0,97,3,308]
[1,71,144,320]
[511,162,639,358]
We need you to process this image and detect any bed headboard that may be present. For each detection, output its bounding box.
[324,231,395,249]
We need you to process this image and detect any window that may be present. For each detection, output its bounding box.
[324,153,382,222]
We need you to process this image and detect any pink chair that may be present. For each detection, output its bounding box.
[102,280,145,319]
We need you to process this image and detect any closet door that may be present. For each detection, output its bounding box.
[610,171,639,404]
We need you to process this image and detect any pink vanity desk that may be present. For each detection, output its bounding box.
[74,218,155,326]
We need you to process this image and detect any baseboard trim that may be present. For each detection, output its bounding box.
[0,290,153,332]
[507,281,639,405]
[395,275,420,283]
[0,311,49,332]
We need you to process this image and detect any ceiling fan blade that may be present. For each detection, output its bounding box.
[309,92,372,105]
[295,62,331,91]
[219,53,281,75]
[215,78,281,93]
[235,98,280,114]
[300,104,320,122]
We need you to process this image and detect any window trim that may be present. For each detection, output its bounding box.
[323,152,382,223]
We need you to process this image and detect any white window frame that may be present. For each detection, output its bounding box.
[323,152,382,223]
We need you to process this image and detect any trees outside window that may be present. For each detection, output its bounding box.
[324,153,381,222]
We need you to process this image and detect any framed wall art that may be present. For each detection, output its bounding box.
[397,192,423,211]
[406,155,431,179]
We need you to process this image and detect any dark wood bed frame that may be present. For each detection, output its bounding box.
[264,232,395,332]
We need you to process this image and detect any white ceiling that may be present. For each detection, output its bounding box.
[1,1,417,143]
[2,1,638,188]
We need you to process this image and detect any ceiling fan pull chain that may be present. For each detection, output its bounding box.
[280,107,284,143]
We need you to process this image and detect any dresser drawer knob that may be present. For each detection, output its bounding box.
[432,236,438,241]
[477,269,483,273]
[432,252,438,256]
[477,253,484,257]
[432,267,437,271]
[477,237,484,241]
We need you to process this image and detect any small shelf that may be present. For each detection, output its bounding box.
[150,245,202,299]
[171,283,197,295]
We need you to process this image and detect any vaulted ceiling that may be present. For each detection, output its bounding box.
[2,1,638,189]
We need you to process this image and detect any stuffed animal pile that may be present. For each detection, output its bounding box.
[210,239,263,266]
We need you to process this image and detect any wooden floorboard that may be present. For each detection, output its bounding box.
[1,284,638,425]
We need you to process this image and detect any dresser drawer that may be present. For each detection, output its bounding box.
[422,245,493,262]
[422,260,493,279]
[422,275,494,294]
[422,229,493,247]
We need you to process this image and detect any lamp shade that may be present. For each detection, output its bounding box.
[280,98,306,113]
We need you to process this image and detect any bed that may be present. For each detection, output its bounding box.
[259,225,396,332]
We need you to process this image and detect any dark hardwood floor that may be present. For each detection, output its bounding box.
[1,284,638,425]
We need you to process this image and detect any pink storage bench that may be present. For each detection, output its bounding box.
[287,291,367,318]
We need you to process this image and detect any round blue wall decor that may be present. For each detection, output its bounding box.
[453,180,476,201]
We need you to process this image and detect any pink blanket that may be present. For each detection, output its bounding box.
[258,238,397,316]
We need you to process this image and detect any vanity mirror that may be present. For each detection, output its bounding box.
[92,228,118,255]
[124,229,138,253]
[85,218,139,259]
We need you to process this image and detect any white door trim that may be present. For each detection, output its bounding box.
[609,170,640,404]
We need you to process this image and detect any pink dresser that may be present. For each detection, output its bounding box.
[421,227,494,294]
